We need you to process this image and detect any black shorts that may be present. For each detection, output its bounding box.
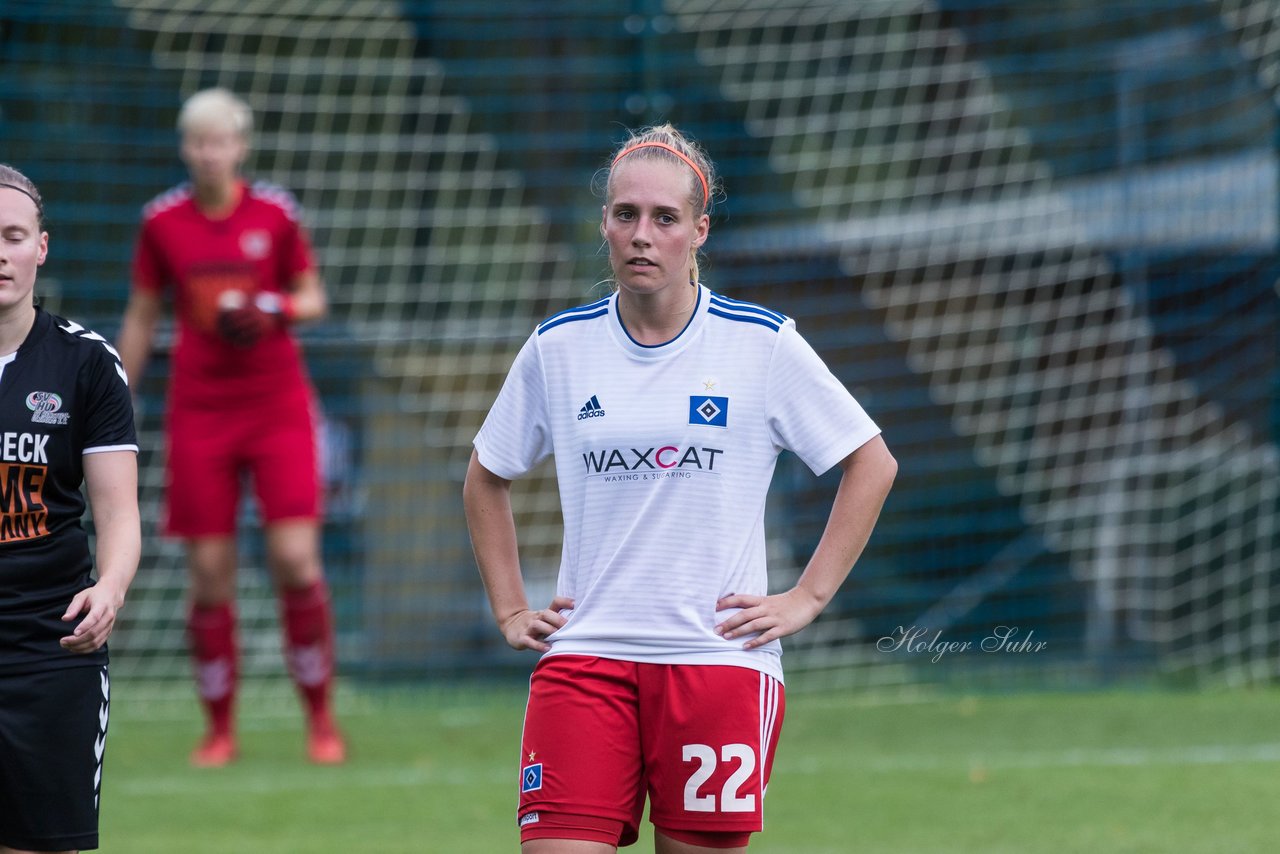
[0,664,110,852]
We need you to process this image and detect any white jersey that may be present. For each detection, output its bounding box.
[474,284,880,681]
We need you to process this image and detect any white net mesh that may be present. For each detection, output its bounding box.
[110,0,578,690]
[4,0,1276,699]
[672,0,1280,685]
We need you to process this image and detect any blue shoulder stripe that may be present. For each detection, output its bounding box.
[537,297,611,335]
[708,306,782,331]
[709,294,786,324]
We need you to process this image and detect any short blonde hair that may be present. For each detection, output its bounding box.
[177,88,253,139]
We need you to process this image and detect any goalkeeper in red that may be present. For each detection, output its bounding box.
[116,88,344,767]
[464,125,897,852]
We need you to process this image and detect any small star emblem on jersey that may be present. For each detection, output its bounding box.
[527,751,536,762]
[703,379,717,391]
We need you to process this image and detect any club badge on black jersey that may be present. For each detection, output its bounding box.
[0,308,138,672]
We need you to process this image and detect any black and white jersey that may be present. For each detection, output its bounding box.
[0,308,138,674]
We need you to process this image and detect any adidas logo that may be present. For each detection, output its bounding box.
[577,395,606,421]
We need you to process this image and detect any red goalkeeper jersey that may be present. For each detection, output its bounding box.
[132,180,317,409]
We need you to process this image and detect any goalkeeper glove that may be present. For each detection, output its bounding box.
[216,290,293,348]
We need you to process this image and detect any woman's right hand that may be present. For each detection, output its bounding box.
[499,596,575,652]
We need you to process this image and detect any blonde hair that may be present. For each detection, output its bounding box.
[603,124,719,285]
[177,88,253,140]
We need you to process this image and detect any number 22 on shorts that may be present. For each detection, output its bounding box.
[682,742,757,813]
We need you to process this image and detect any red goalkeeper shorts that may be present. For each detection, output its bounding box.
[164,387,321,537]
[517,655,785,847]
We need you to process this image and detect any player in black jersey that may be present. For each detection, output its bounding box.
[0,164,140,854]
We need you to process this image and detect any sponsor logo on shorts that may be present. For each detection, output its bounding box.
[521,762,543,793]
[519,812,540,827]
[26,391,70,425]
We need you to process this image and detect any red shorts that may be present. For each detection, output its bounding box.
[517,655,785,847]
[164,387,321,537]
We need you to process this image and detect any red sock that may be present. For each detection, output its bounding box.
[187,602,237,737]
[280,580,336,729]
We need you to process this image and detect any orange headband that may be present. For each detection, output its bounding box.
[611,142,710,211]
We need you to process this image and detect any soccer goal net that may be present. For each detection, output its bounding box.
[2,0,1277,706]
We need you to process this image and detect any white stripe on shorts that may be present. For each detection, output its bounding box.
[94,666,109,809]
[758,672,781,795]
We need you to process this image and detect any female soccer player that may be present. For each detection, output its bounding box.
[464,126,897,853]
[115,88,344,766]
[0,164,140,853]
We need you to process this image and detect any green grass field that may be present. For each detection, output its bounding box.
[100,683,1280,853]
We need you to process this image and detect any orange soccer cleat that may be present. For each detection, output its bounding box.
[190,731,238,768]
[307,719,347,765]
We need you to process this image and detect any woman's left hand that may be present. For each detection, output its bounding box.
[59,583,125,654]
[714,587,825,650]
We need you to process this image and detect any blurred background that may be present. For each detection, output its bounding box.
[3,0,1279,707]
